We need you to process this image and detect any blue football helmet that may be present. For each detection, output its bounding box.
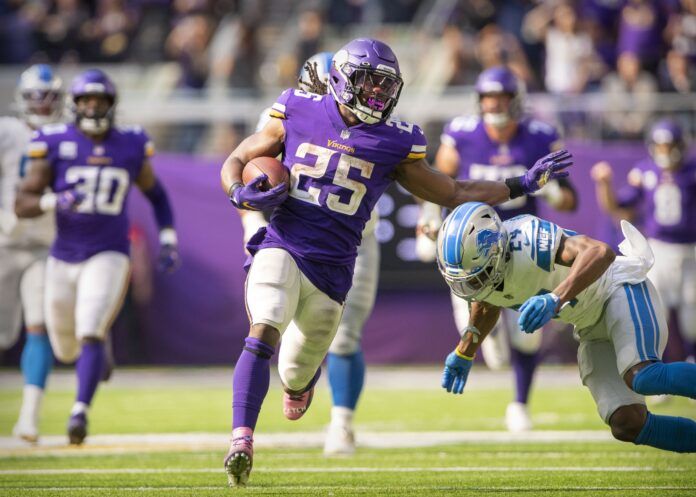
[15,64,64,129]
[436,202,508,301]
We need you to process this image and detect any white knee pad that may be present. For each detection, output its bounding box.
[279,279,344,391]
[245,248,301,333]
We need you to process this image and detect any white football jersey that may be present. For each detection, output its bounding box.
[483,215,648,330]
[0,116,54,248]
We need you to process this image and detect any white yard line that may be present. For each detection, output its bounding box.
[0,466,690,475]
[5,486,696,492]
[0,430,614,454]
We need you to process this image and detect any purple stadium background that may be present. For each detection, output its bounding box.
[112,140,688,366]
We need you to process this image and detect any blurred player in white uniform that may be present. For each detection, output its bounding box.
[15,69,179,445]
[438,202,696,453]
[420,66,577,431]
[239,52,380,455]
[1,65,63,442]
[592,119,696,362]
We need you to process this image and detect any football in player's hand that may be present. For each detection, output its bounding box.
[243,157,290,192]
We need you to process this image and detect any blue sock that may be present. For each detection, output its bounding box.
[632,362,696,399]
[20,333,54,389]
[76,342,105,406]
[232,337,275,430]
[634,412,696,453]
[327,351,365,410]
[510,349,538,404]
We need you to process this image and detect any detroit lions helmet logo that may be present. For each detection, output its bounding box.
[476,229,501,258]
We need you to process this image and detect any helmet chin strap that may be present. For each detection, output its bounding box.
[653,148,683,170]
[353,102,382,124]
[78,117,110,135]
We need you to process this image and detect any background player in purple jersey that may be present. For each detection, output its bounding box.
[14,69,179,445]
[592,119,696,365]
[423,66,578,432]
[2,64,63,442]
[219,38,573,488]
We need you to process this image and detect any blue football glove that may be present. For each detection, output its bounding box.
[517,293,560,333]
[56,189,86,212]
[521,149,573,195]
[229,175,288,211]
[441,350,474,394]
[157,244,180,273]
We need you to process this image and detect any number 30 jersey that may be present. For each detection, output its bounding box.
[250,89,426,301]
[28,123,153,262]
[483,215,648,330]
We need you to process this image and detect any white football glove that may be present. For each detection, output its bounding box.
[415,201,442,262]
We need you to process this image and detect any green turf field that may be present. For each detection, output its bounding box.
[1,367,695,496]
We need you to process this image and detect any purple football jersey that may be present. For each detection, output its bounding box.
[29,123,152,262]
[246,89,427,302]
[617,157,696,244]
[441,116,560,220]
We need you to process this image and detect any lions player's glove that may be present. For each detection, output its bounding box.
[520,149,573,195]
[229,175,288,211]
[441,350,474,394]
[518,293,560,333]
[56,189,86,212]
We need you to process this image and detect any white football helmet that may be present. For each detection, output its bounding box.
[15,64,64,129]
[436,202,508,301]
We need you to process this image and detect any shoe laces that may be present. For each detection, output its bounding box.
[231,435,253,450]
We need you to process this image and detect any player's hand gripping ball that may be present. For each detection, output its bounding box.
[230,157,290,211]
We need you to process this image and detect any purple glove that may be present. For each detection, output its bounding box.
[229,175,288,211]
[158,244,180,273]
[56,189,86,212]
[521,149,573,195]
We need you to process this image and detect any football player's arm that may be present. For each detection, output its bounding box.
[551,233,616,309]
[136,160,180,272]
[394,157,512,209]
[220,117,285,196]
[434,141,460,178]
[590,160,637,221]
[442,301,501,394]
[14,158,53,218]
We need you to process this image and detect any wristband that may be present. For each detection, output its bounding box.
[461,325,481,343]
[39,192,57,212]
[505,176,525,199]
[159,227,178,246]
[228,182,244,199]
[454,348,475,361]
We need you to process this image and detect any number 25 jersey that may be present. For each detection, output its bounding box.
[28,123,153,262]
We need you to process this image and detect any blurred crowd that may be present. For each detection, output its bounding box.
[1,0,695,146]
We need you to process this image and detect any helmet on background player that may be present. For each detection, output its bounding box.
[647,119,685,170]
[15,64,64,129]
[475,66,523,129]
[436,202,508,301]
[70,69,117,135]
[328,38,403,124]
[298,51,334,94]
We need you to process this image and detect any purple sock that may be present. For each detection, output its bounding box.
[232,337,275,431]
[510,348,538,404]
[76,341,105,405]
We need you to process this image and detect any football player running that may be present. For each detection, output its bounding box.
[422,66,577,432]
[220,38,572,487]
[239,51,379,456]
[592,119,696,364]
[15,69,179,445]
[1,65,62,442]
[438,202,696,453]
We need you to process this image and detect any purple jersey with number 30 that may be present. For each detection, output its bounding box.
[247,89,427,302]
[441,116,560,220]
[28,123,153,262]
[618,158,696,244]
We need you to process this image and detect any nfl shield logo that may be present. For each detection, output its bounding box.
[340,129,351,140]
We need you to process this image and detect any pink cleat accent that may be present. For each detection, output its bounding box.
[224,427,254,487]
[283,388,315,420]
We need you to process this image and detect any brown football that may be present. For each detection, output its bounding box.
[242,156,290,192]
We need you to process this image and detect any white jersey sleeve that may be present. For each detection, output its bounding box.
[0,117,55,248]
[484,215,639,330]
